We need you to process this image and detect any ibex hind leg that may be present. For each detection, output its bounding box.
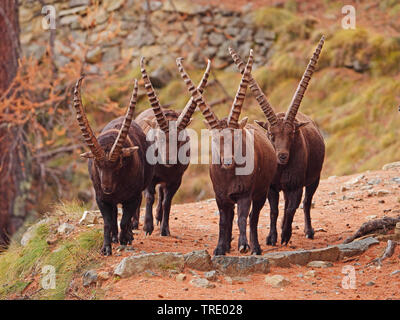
[303,177,320,239]
[143,182,157,235]
[111,206,119,243]
[249,194,267,255]
[120,197,141,245]
[155,185,164,226]
[160,181,181,237]
[237,197,252,254]
[131,193,142,230]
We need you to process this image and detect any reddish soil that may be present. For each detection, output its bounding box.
[77,167,400,300]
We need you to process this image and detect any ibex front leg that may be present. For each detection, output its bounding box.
[97,199,116,256]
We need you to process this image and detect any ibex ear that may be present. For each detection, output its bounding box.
[239,117,248,129]
[121,146,139,157]
[80,151,94,159]
[254,120,267,129]
[295,121,310,131]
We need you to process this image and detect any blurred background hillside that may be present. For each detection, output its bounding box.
[1,0,400,237]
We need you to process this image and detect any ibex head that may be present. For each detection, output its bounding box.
[230,36,325,165]
[177,51,254,170]
[74,76,139,194]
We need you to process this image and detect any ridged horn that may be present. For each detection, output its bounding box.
[109,79,138,162]
[176,59,211,131]
[176,58,220,130]
[285,35,325,123]
[229,47,278,127]
[228,49,254,128]
[73,76,106,161]
[140,57,169,132]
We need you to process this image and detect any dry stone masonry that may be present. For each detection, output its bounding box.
[19,0,276,73]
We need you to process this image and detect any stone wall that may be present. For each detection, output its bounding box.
[19,0,276,73]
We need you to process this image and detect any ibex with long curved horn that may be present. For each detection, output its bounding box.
[132,58,211,236]
[74,76,154,255]
[229,36,326,245]
[177,51,277,256]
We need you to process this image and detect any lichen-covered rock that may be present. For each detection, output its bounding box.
[212,256,270,276]
[114,252,185,278]
[336,237,379,259]
[20,218,51,247]
[184,250,213,271]
[264,245,340,267]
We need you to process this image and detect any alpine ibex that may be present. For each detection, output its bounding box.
[74,77,154,255]
[177,51,277,255]
[132,58,211,236]
[229,36,326,245]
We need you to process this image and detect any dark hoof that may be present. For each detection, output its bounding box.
[238,243,250,254]
[119,231,133,246]
[101,244,112,256]
[280,235,291,246]
[251,246,262,256]
[143,224,154,236]
[281,227,292,246]
[131,222,139,230]
[213,247,227,256]
[305,229,315,239]
[266,233,277,246]
[160,228,170,237]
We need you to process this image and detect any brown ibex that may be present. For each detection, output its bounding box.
[229,36,326,245]
[132,58,211,236]
[177,51,277,255]
[74,77,154,255]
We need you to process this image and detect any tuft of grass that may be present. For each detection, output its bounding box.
[0,203,103,300]
[253,7,297,30]
[323,28,400,76]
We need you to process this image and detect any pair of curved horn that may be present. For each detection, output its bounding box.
[176,59,211,131]
[176,51,253,130]
[74,76,138,162]
[141,58,211,132]
[176,58,220,129]
[229,47,278,127]
[229,36,325,126]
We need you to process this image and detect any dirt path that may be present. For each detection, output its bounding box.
[78,168,400,300]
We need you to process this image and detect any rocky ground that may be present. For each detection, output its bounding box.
[16,162,400,300]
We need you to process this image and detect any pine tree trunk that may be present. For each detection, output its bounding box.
[0,0,21,247]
